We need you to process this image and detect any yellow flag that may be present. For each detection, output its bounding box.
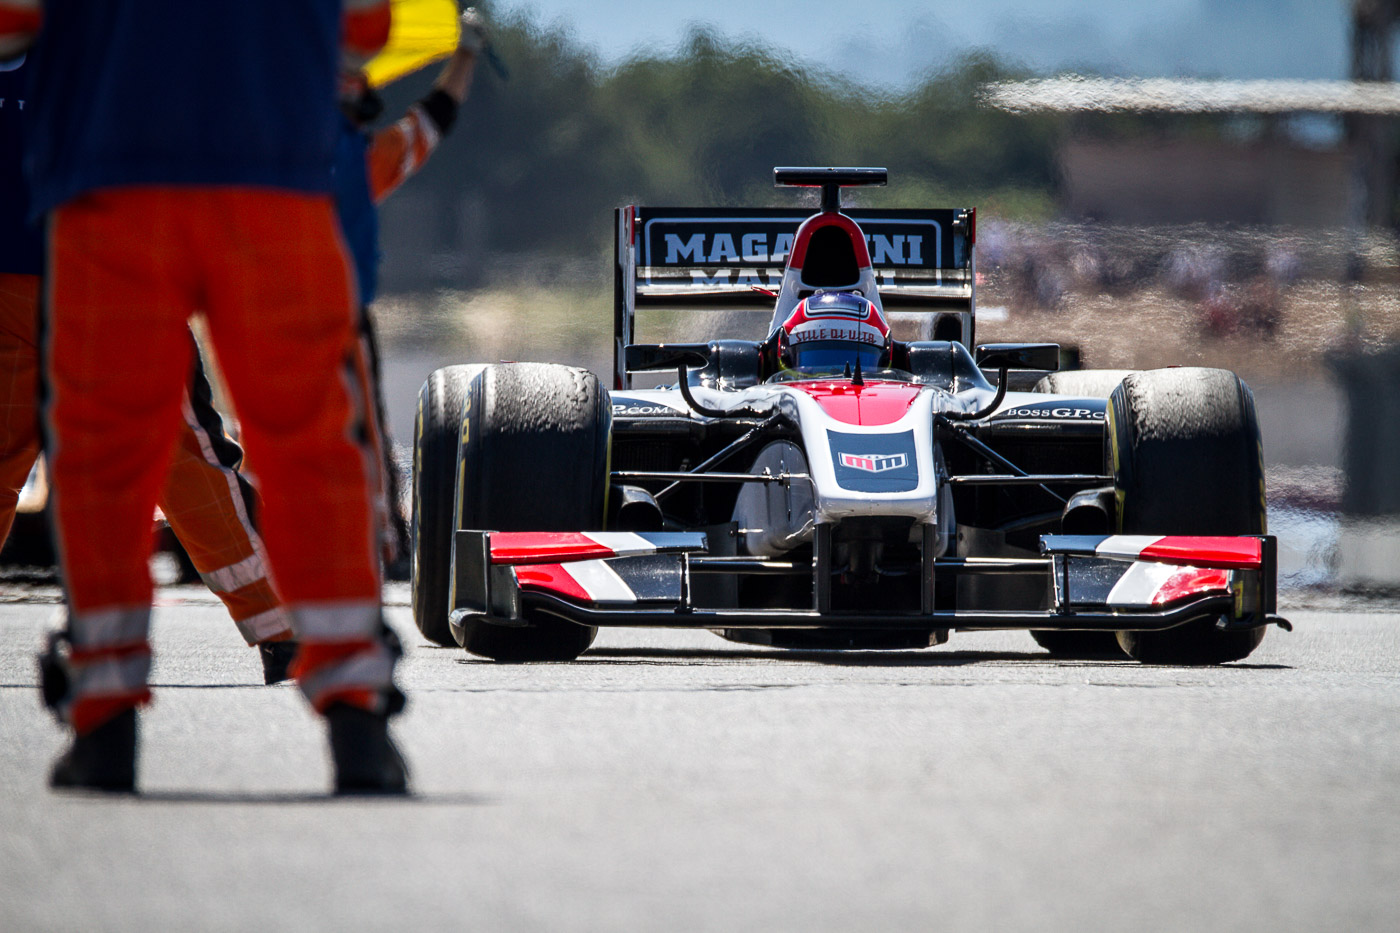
[364,0,460,89]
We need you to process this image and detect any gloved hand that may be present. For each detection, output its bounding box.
[459,7,490,55]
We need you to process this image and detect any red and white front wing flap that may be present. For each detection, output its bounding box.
[1039,534,1276,615]
[1045,534,1262,570]
[451,531,707,625]
[513,561,649,605]
[489,531,704,565]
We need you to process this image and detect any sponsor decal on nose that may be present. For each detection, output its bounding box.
[839,452,908,473]
[828,429,919,492]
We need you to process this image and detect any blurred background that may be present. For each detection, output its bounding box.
[364,0,1399,593]
[8,1,1396,593]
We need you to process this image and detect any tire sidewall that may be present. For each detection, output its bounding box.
[411,365,484,646]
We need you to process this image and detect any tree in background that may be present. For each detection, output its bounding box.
[376,3,1060,286]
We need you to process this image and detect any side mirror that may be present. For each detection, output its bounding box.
[624,343,712,373]
[974,343,1060,372]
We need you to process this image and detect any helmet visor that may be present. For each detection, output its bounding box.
[790,341,883,374]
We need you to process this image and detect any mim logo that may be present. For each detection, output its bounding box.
[839,452,908,473]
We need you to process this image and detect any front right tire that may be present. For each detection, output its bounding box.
[452,363,609,662]
[412,363,610,661]
[412,364,485,646]
[1107,367,1268,665]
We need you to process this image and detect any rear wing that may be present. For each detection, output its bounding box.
[612,206,977,389]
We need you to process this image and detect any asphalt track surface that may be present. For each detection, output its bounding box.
[2,584,1398,932]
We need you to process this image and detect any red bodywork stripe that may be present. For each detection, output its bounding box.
[1139,536,1262,569]
[514,564,591,602]
[791,382,921,426]
[1152,567,1231,606]
[491,533,614,564]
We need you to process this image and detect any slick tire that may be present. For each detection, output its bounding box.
[1030,369,1138,660]
[1032,369,1135,398]
[454,363,609,662]
[412,365,488,646]
[1107,367,1268,665]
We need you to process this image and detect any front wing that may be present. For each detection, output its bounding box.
[447,530,1285,639]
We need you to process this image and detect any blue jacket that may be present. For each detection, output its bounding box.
[333,118,380,306]
[0,54,41,275]
[24,0,344,216]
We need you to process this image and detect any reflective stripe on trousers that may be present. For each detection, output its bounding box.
[290,601,396,713]
[164,350,294,645]
[60,606,153,733]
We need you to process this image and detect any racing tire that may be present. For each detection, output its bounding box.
[1029,369,1138,660]
[1107,367,1268,665]
[1032,369,1135,398]
[412,365,487,646]
[454,363,609,662]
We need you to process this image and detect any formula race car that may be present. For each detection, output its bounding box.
[411,167,1287,665]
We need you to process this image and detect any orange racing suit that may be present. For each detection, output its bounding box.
[9,0,399,733]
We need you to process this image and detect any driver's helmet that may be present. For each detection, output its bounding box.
[779,291,891,374]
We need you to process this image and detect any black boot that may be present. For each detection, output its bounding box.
[326,703,409,795]
[259,640,299,686]
[49,708,138,793]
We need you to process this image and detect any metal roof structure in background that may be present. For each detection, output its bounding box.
[985,1,1400,116]
[980,78,1400,115]
[981,2,1400,230]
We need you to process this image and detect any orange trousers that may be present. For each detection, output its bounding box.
[0,273,41,545]
[1,272,292,645]
[45,188,390,729]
